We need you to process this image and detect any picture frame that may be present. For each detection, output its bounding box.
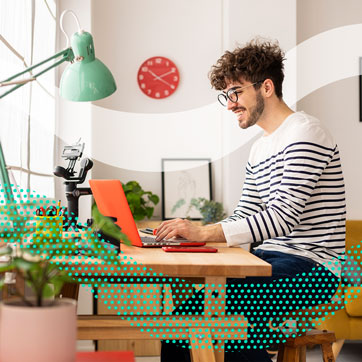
[360,57,362,122]
[161,158,212,220]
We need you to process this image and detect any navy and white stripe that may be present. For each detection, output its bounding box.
[221,112,345,276]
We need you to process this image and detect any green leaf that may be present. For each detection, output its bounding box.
[51,274,75,297]
[127,193,141,207]
[0,263,15,273]
[123,181,141,194]
[122,184,133,193]
[171,199,186,214]
[42,284,55,298]
[132,186,142,194]
[148,194,159,205]
[133,208,147,221]
[13,257,38,272]
[145,206,154,219]
[120,181,160,222]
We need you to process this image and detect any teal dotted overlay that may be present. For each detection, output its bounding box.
[1,185,361,351]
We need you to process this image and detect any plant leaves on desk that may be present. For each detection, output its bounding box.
[145,192,159,205]
[145,206,154,219]
[121,180,159,221]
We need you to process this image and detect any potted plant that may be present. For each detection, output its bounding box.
[172,197,226,224]
[0,200,128,362]
[122,180,159,221]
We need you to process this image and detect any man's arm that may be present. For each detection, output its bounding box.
[155,218,226,242]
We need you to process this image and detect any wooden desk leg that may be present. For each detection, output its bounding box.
[190,332,216,362]
[298,345,306,362]
[162,284,174,314]
[283,346,299,362]
[332,339,344,359]
[204,277,226,362]
[277,345,285,362]
[321,343,335,362]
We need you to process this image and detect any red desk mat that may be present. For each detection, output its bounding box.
[76,351,135,362]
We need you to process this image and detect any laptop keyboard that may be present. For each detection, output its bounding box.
[140,236,204,247]
[140,236,173,246]
[140,236,197,246]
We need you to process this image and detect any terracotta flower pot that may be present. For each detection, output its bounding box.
[0,298,77,362]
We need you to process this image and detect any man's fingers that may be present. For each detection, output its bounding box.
[156,219,178,232]
[156,219,183,239]
[163,230,178,240]
[155,226,174,241]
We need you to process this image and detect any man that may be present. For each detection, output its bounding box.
[157,39,345,362]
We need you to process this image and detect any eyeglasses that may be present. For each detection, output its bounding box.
[217,81,264,107]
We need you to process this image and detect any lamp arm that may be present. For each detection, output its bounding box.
[0,47,74,203]
[0,143,15,203]
[0,47,74,99]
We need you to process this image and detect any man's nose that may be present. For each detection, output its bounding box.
[226,99,235,110]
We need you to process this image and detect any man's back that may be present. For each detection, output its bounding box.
[222,111,345,276]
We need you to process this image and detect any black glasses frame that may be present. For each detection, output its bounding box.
[217,80,264,106]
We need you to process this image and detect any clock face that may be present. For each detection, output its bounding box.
[137,56,180,99]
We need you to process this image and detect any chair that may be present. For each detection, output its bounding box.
[315,220,362,358]
[273,220,362,361]
[269,308,337,362]
[276,330,336,362]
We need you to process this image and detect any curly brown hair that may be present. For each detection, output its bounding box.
[209,38,285,98]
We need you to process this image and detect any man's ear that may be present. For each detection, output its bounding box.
[262,79,274,98]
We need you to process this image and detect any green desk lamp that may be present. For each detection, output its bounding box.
[0,10,117,201]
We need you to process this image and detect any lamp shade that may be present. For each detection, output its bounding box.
[60,31,116,101]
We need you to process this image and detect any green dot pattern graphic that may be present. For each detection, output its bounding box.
[0,186,361,352]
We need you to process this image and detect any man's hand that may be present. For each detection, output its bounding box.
[155,218,226,242]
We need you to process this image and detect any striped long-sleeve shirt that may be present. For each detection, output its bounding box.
[221,111,345,276]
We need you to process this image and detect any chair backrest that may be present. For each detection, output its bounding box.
[345,220,362,251]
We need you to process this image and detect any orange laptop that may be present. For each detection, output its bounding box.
[89,179,206,247]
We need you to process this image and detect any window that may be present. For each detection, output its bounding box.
[0,0,56,200]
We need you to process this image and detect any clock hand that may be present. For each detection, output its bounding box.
[154,69,175,80]
[147,70,174,88]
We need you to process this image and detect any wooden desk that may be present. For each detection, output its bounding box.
[119,243,270,278]
[74,243,271,362]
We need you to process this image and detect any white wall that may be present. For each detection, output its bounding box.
[90,0,224,219]
[92,0,222,114]
[88,0,296,219]
[297,0,362,219]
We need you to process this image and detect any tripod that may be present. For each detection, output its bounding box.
[54,142,93,230]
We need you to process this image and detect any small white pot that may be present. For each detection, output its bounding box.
[0,298,77,362]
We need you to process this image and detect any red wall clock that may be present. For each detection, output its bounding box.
[137,56,180,99]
